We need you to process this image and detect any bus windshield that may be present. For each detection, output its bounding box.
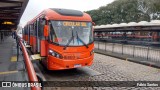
[49,21,93,46]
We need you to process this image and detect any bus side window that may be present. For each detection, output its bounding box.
[38,18,46,39]
[49,23,52,42]
[30,24,34,36]
[33,22,36,36]
[49,23,56,42]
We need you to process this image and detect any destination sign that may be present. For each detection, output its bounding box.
[63,22,87,27]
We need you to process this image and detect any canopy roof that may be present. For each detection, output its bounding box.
[0,0,28,30]
[94,20,160,32]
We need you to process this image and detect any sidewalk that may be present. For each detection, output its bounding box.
[0,36,28,85]
[94,48,160,68]
[0,36,15,62]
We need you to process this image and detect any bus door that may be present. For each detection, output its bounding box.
[32,22,36,53]
[38,18,47,56]
[36,19,40,53]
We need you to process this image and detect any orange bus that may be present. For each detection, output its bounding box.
[23,8,94,70]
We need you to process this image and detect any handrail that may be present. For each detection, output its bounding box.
[16,34,41,90]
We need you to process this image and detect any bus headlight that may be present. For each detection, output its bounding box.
[49,50,55,56]
[49,50,62,59]
[90,50,94,55]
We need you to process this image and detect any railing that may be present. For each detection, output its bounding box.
[16,34,41,90]
[95,41,160,62]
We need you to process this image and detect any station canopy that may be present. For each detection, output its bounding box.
[0,0,28,31]
[94,20,160,32]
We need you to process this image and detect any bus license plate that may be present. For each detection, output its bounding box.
[74,64,81,68]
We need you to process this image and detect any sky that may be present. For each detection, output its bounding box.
[20,0,114,26]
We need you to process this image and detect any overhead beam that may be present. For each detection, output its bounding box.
[0,0,23,3]
[0,2,22,7]
[0,17,17,19]
[0,14,18,17]
[0,6,22,8]
[0,10,20,13]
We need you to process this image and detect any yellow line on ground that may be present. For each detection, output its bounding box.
[0,70,18,75]
[11,56,17,62]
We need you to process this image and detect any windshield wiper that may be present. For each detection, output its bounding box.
[63,30,89,50]
[63,36,74,50]
[63,30,74,50]
[76,31,89,48]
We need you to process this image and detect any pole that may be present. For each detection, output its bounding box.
[105,42,106,51]
[122,44,123,55]
[16,35,19,61]
[112,43,114,53]
[133,45,135,57]
[147,47,149,60]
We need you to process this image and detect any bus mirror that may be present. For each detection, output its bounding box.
[92,22,96,26]
[44,25,49,37]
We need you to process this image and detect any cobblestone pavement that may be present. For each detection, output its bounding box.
[44,53,160,90]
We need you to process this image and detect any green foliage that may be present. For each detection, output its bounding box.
[85,0,160,25]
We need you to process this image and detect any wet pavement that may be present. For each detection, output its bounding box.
[0,36,28,90]
[42,53,160,90]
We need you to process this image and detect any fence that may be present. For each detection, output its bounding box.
[95,41,160,62]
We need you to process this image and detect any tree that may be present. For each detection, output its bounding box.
[85,0,160,25]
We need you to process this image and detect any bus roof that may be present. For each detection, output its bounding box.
[26,8,92,25]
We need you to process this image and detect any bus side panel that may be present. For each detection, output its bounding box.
[32,36,37,53]
[26,35,28,42]
[30,36,35,53]
[30,36,34,46]
[40,40,47,56]
[23,27,26,41]
[22,35,25,41]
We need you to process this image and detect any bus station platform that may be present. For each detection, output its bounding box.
[94,41,160,69]
[95,48,160,68]
[0,36,28,90]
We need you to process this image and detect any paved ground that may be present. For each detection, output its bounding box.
[43,53,160,90]
[0,36,28,90]
[0,36,14,62]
